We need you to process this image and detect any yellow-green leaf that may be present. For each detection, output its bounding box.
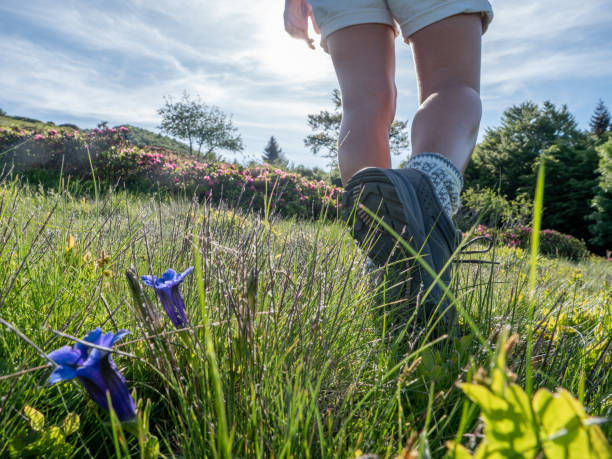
[534,388,612,459]
[445,441,473,459]
[62,412,80,436]
[23,405,44,431]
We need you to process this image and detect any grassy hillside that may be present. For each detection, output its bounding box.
[0,179,609,457]
[0,115,191,156]
[119,124,190,155]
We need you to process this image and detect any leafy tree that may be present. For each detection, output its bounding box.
[466,101,599,243]
[589,99,611,139]
[0,107,6,116]
[262,136,286,165]
[97,121,109,129]
[158,92,243,157]
[589,137,612,252]
[466,101,585,199]
[195,106,243,158]
[304,89,410,168]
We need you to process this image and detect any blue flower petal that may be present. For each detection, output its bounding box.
[75,328,103,354]
[171,286,188,325]
[49,365,78,385]
[160,269,177,282]
[177,267,194,283]
[48,346,82,366]
[158,290,183,327]
[77,354,136,422]
[140,275,157,287]
[156,270,178,289]
[110,329,130,346]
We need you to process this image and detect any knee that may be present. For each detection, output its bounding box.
[342,82,397,127]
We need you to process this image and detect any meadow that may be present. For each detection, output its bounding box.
[0,176,610,457]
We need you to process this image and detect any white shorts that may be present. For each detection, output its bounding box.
[308,0,493,51]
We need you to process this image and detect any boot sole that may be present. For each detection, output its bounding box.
[342,168,429,268]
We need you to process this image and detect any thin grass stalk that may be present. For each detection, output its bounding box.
[526,161,545,397]
[193,214,231,458]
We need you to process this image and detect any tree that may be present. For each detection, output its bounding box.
[466,101,585,199]
[262,136,286,165]
[0,107,6,116]
[589,99,611,139]
[589,137,612,252]
[158,91,243,157]
[195,106,243,158]
[304,89,410,168]
[466,101,599,244]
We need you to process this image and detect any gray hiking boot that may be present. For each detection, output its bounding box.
[342,167,460,336]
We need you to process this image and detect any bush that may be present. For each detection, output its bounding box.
[59,123,80,130]
[0,126,127,176]
[0,127,343,221]
[456,187,532,231]
[471,224,590,260]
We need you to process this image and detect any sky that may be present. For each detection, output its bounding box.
[1,0,611,168]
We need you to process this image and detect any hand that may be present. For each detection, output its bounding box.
[284,0,320,50]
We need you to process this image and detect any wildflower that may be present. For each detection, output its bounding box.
[33,134,44,140]
[49,129,58,137]
[119,126,129,133]
[141,267,193,328]
[48,328,136,422]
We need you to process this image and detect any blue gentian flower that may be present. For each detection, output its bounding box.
[48,328,136,422]
[141,267,193,328]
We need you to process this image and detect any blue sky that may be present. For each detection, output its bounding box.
[1,0,611,167]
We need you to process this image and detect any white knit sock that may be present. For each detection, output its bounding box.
[404,153,463,218]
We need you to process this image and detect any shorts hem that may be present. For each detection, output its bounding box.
[398,0,494,40]
[317,9,397,52]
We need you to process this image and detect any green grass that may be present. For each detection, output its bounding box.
[0,178,610,458]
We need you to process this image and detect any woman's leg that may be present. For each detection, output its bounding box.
[326,23,397,185]
[408,13,483,172]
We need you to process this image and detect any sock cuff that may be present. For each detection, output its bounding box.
[406,153,464,189]
[404,152,464,217]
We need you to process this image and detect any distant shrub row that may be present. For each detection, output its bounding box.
[0,126,342,220]
[471,224,590,260]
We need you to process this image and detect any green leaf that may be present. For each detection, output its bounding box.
[145,435,160,459]
[23,405,44,431]
[446,441,473,458]
[534,388,612,458]
[61,412,80,436]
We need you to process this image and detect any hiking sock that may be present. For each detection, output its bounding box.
[404,153,464,218]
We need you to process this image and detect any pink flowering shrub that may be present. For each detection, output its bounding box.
[0,125,129,176]
[471,224,589,260]
[0,127,342,220]
[98,145,342,220]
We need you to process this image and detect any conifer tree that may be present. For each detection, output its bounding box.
[589,99,611,139]
[305,89,410,168]
[262,136,286,165]
[589,138,612,252]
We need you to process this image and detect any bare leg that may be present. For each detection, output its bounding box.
[408,14,483,172]
[327,24,397,185]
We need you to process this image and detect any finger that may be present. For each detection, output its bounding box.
[286,21,315,49]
